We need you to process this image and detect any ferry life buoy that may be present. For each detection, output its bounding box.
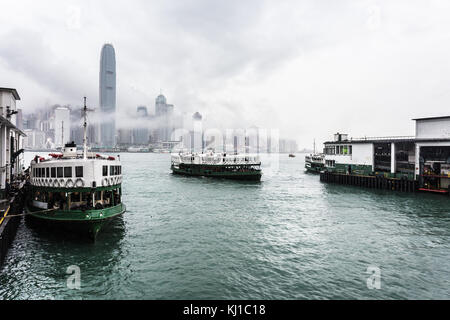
[102,178,108,187]
[54,180,60,188]
[44,179,48,187]
[109,177,114,186]
[65,179,74,188]
[75,178,84,188]
[48,179,53,186]
[59,179,65,187]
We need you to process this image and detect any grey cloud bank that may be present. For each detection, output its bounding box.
[1,0,450,148]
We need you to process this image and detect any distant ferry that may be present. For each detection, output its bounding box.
[171,152,262,180]
[127,146,150,153]
[305,153,325,173]
[25,98,126,240]
[153,149,170,153]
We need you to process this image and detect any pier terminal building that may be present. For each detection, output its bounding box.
[0,87,25,199]
[322,116,450,193]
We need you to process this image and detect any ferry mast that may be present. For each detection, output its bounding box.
[82,97,93,160]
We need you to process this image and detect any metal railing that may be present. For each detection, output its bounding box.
[349,136,415,142]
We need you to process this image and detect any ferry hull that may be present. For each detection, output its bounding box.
[305,164,323,174]
[172,167,262,181]
[25,203,126,241]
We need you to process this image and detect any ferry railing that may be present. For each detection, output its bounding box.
[349,136,415,142]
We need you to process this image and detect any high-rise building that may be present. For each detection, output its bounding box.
[16,109,23,130]
[133,106,149,145]
[154,94,176,142]
[54,106,71,147]
[99,43,116,147]
[185,112,203,152]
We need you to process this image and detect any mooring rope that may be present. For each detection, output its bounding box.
[0,206,11,225]
[0,208,57,219]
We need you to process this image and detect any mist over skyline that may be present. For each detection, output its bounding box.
[1,0,450,148]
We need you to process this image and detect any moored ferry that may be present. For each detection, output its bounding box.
[305,153,325,173]
[171,151,262,180]
[25,98,126,240]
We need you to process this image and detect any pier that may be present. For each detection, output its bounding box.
[319,117,450,195]
[320,171,418,192]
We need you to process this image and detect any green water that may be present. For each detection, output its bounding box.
[0,153,449,299]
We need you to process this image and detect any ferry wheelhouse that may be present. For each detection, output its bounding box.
[171,152,262,180]
[26,98,126,239]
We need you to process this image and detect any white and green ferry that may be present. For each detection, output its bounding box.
[305,153,325,173]
[26,98,126,240]
[171,152,262,180]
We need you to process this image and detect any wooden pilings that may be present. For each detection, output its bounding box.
[320,171,418,192]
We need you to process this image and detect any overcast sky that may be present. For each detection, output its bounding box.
[1,0,450,148]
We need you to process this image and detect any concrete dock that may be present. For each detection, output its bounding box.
[0,182,26,267]
[320,171,419,193]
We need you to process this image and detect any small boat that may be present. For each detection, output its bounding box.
[171,151,262,180]
[289,154,296,158]
[25,98,126,240]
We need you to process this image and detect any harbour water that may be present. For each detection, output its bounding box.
[0,152,449,299]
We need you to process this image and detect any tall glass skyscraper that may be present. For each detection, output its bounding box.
[99,43,116,147]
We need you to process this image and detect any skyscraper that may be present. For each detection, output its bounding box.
[155,94,175,142]
[54,106,71,148]
[134,106,149,145]
[99,43,116,147]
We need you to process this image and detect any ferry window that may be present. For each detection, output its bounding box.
[82,193,89,202]
[349,146,352,155]
[103,165,108,176]
[343,146,348,155]
[51,167,56,178]
[57,167,63,178]
[110,165,115,176]
[119,166,121,175]
[71,192,80,202]
[64,167,72,178]
[46,167,49,177]
[75,166,83,178]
